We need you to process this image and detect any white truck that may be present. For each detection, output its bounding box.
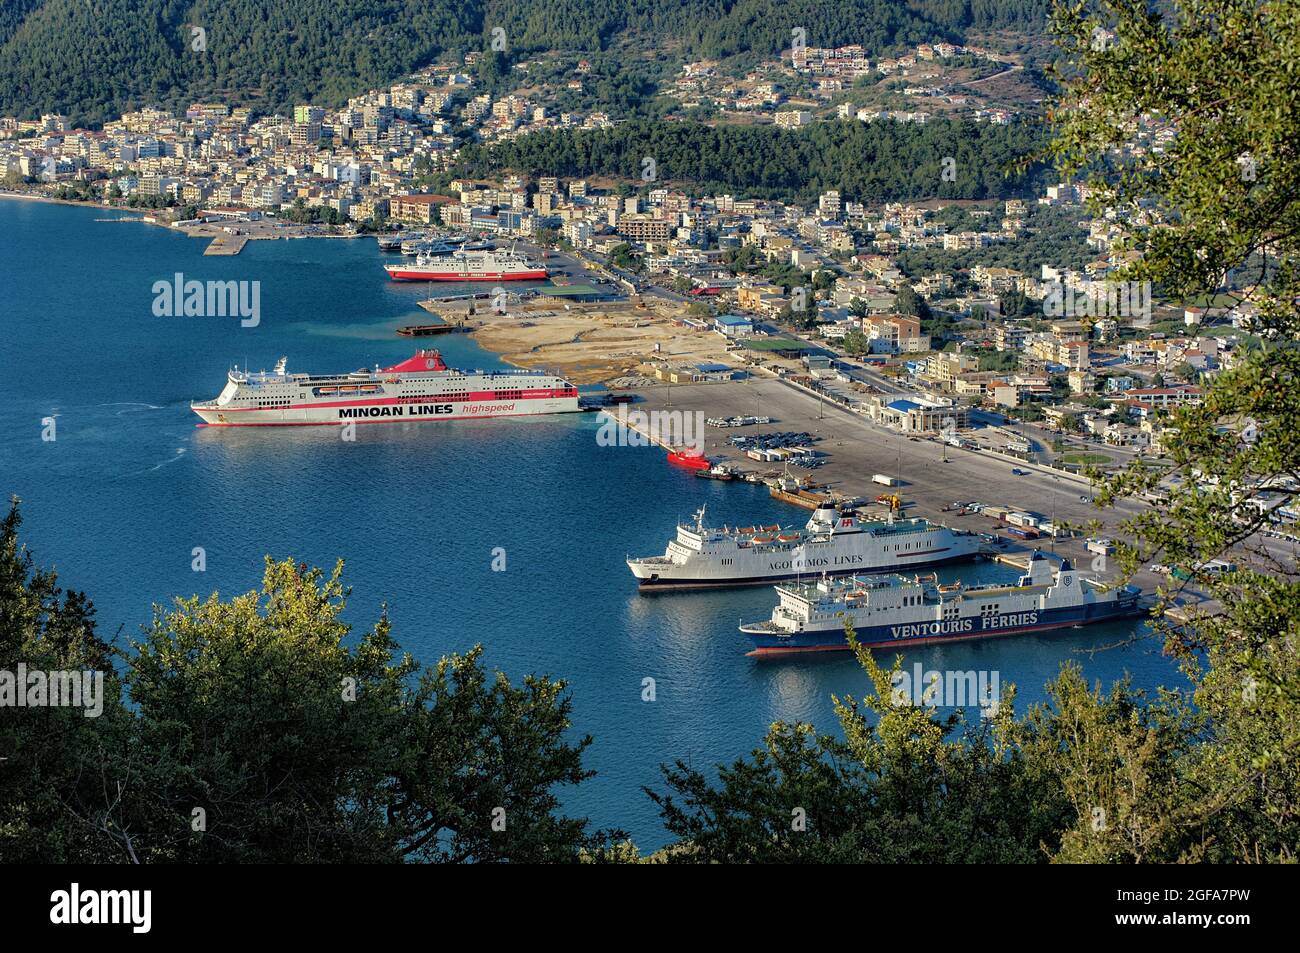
[1086,538,1116,556]
[872,474,900,487]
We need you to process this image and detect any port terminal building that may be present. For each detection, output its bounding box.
[652,362,747,383]
[534,284,610,303]
[865,394,969,433]
[714,313,754,337]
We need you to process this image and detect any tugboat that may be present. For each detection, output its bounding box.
[667,450,711,471]
[696,463,737,481]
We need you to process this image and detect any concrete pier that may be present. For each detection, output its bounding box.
[628,376,1168,592]
[203,235,247,256]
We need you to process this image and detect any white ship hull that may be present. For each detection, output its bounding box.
[628,504,983,589]
[384,246,548,282]
[192,396,579,426]
[192,351,580,427]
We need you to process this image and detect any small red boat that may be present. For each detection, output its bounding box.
[667,450,711,471]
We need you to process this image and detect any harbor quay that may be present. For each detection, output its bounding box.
[626,376,1170,593]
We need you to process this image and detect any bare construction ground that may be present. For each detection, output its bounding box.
[454,298,739,385]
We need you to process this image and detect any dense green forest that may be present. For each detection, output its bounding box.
[454,117,1050,202]
[0,0,1051,126]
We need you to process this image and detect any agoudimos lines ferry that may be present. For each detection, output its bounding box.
[191,351,580,426]
[627,504,983,589]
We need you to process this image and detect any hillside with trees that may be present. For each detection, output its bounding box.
[455,117,1052,202]
[0,0,1052,126]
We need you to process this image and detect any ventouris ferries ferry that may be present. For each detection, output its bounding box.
[739,552,1143,655]
[191,351,579,426]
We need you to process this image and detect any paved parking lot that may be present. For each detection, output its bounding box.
[634,376,1175,592]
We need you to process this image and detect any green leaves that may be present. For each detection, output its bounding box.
[0,519,608,863]
[1044,0,1300,862]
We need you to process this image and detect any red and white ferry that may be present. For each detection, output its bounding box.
[384,246,548,282]
[191,351,580,426]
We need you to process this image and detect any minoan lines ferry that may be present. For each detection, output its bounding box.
[627,504,983,589]
[384,246,548,282]
[739,553,1143,655]
[191,351,579,426]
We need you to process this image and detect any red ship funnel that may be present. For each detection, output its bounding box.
[381,350,447,373]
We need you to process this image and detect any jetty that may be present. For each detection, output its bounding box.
[396,321,475,337]
[418,290,534,306]
[204,235,248,256]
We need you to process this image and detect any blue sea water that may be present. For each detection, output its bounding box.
[0,199,1180,850]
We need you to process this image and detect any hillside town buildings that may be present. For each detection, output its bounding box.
[1,46,1230,458]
